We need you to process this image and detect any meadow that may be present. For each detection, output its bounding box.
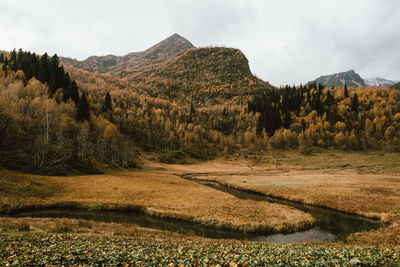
[169,150,400,245]
[0,165,313,234]
[1,149,400,265]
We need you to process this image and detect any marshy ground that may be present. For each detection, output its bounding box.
[1,149,400,265]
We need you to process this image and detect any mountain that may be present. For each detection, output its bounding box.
[61,34,272,104]
[134,46,272,104]
[364,77,398,87]
[61,33,195,73]
[391,82,400,90]
[306,70,365,87]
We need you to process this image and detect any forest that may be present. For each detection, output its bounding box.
[1,49,400,174]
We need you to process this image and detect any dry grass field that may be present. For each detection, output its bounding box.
[0,216,204,243]
[164,150,400,245]
[1,149,400,246]
[0,167,313,235]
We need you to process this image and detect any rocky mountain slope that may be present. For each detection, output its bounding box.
[306,70,365,87]
[61,34,272,104]
[61,33,194,73]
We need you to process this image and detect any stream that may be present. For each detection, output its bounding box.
[3,174,384,243]
[182,174,383,243]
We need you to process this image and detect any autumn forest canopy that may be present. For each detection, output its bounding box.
[1,47,400,174]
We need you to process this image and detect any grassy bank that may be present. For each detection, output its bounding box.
[0,168,313,234]
[1,232,399,266]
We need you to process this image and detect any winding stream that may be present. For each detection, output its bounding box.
[183,174,383,243]
[3,174,384,243]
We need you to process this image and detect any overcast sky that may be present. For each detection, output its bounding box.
[1,0,399,85]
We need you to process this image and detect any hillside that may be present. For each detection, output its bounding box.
[307,70,365,87]
[61,34,272,104]
[122,46,272,104]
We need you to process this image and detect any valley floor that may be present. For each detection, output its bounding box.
[166,150,400,245]
[1,149,400,265]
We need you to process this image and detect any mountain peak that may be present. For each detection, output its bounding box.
[156,33,194,50]
[307,70,365,87]
[139,33,195,61]
[364,77,398,87]
[167,33,187,41]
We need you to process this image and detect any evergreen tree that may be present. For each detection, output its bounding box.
[49,54,61,93]
[9,49,17,71]
[344,83,349,98]
[38,53,50,85]
[326,90,334,107]
[2,58,8,76]
[10,49,17,61]
[70,81,80,104]
[77,92,90,121]
[283,112,292,129]
[317,83,324,94]
[63,81,79,103]
[102,92,113,113]
[351,93,359,112]
[63,72,71,91]
[0,53,4,63]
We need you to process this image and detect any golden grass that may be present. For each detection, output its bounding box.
[162,150,400,245]
[0,217,205,243]
[0,168,313,234]
[2,149,400,244]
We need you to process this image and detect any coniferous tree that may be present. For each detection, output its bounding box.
[63,81,79,103]
[77,92,90,121]
[326,90,334,107]
[2,58,8,76]
[351,93,359,112]
[38,53,50,85]
[49,54,60,93]
[63,72,71,91]
[9,49,17,71]
[70,81,80,104]
[0,53,4,63]
[344,83,349,98]
[283,112,292,129]
[102,92,113,113]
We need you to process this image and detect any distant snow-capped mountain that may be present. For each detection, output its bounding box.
[306,70,365,87]
[364,77,398,87]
